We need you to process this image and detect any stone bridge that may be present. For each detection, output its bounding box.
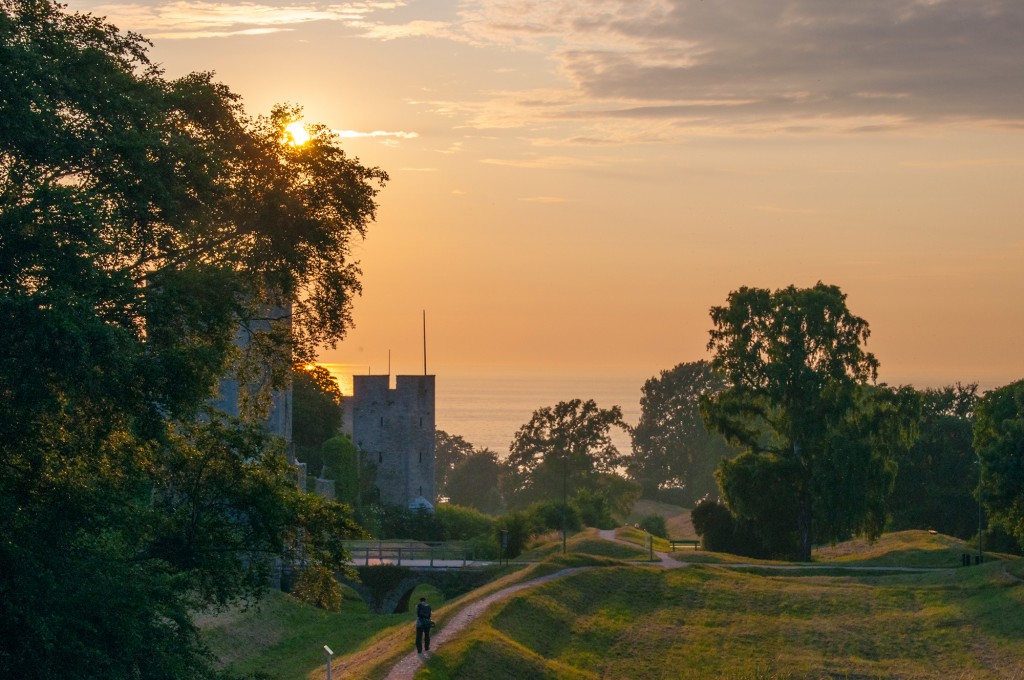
[339,565,492,614]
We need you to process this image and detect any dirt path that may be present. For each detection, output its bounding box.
[380,566,593,680]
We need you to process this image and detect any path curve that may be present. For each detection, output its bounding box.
[381,566,593,680]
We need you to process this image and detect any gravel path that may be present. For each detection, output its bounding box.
[381,566,594,680]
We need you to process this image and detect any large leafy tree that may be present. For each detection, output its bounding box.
[0,2,380,677]
[973,379,1024,546]
[293,363,344,455]
[435,429,476,497]
[448,449,507,515]
[628,360,739,503]
[703,283,916,561]
[889,383,979,538]
[506,399,627,508]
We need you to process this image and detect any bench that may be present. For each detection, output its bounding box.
[669,539,700,551]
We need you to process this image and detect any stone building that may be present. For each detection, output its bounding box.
[342,375,436,509]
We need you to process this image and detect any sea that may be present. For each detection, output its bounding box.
[434,374,644,456]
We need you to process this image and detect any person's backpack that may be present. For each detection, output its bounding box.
[416,603,432,629]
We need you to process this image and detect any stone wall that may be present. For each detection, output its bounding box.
[344,375,435,507]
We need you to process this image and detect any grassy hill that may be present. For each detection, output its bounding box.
[419,551,1024,679]
[199,529,1024,679]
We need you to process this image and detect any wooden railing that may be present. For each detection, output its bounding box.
[344,541,475,567]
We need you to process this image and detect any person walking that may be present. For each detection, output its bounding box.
[415,597,434,656]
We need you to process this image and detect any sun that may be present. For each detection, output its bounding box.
[284,121,310,146]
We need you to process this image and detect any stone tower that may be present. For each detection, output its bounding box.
[343,375,436,508]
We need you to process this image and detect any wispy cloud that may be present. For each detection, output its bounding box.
[328,129,418,147]
[363,0,1024,136]
[70,1,406,39]
[481,155,599,169]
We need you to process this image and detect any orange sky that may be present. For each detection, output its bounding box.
[72,0,1024,391]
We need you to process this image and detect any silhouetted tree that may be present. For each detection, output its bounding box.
[974,379,1024,548]
[703,283,918,561]
[506,399,628,508]
[889,383,979,537]
[629,361,740,504]
[0,2,382,676]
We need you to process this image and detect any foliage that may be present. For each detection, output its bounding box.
[447,448,507,515]
[435,429,475,496]
[887,383,979,538]
[529,500,583,533]
[703,283,918,560]
[506,399,628,508]
[436,503,495,539]
[0,2,380,677]
[290,564,342,612]
[974,379,1024,547]
[691,497,766,556]
[495,511,537,559]
[291,363,343,456]
[629,361,740,503]
[317,434,361,505]
[637,514,668,539]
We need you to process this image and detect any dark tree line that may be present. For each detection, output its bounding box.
[0,2,382,677]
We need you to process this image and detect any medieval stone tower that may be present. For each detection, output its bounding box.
[343,375,436,508]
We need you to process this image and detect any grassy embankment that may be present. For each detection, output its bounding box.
[200,508,1024,680]
[417,530,1024,680]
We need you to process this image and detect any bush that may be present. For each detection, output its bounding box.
[290,564,342,611]
[691,499,736,552]
[691,498,774,558]
[436,504,495,540]
[637,514,668,539]
[494,511,536,559]
[573,488,617,529]
[529,500,582,534]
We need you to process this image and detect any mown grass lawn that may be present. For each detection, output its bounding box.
[200,526,1023,680]
[419,557,1024,679]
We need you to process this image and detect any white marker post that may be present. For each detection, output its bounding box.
[324,645,334,680]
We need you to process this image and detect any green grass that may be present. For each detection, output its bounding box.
[199,529,1024,679]
[418,558,1024,679]
[198,583,444,679]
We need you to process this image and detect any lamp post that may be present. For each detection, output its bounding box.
[976,454,984,564]
[324,645,334,680]
[561,449,568,554]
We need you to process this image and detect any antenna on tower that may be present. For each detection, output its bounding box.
[422,310,427,375]
[388,349,391,377]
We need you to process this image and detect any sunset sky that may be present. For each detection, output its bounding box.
[72,0,1024,391]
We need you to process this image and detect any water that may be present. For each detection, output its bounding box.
[435,374,643,456]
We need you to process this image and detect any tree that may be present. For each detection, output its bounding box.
[0,2,380,676]
[506,399,628,508]
[973,379,1024,547]
[888,384,979,538]
[447,449,507,515]
[703,283,916,561]
[628,360,740,504]
[292,363,344,457]
[319,434,362,506]
[434,430,476,497]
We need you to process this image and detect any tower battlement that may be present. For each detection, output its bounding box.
[342,375,435,508]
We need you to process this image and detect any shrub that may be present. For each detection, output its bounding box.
[291,565,342,611]
[573,488,617,529]
[436,504,495,540]
[637,514,668,539]
[495,511,536,559]
[529,500,582,533]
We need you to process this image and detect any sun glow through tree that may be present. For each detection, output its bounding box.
[284,121,310,146]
